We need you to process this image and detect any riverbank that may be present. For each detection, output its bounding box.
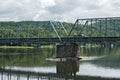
[0,46,34,49]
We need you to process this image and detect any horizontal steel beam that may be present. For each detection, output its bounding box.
[77,17,120,21]
[0,37,120,44]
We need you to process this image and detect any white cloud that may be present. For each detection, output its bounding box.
[0,0,120,22]
[38,0,55,8]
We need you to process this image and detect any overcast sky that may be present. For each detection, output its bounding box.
[0,0,120,22]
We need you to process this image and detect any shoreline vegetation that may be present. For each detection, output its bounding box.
[0,45,55,49]
[0,44,116,49]
[0,46,34,49]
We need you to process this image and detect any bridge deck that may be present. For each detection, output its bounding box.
[0,37,120,44]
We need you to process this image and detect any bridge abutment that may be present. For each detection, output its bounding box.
[56,43,79,58]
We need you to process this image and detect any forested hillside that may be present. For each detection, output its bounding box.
[0,21,120,39]
[0,21,72,38]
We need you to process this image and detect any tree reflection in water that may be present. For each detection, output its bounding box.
[0,47,120,80]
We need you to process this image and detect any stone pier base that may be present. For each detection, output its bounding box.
[56,43,79,58]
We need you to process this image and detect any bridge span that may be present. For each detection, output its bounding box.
[0,17,120,45]
[0,17,120,58]
[0,37,120,44]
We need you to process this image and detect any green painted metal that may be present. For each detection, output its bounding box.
[105,18,107,37]
[0,17,120,44]
[59,22,68,36]
[99,20,102,36]
[78,21,88,35]
[50,21,61,42]
[68,19,79,37]
[68,17,120,37]
[90,19,93,36]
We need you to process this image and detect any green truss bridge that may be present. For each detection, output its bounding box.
[0,17,120,45]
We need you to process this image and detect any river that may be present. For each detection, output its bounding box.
[0,46,120,80]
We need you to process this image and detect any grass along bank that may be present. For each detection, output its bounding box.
[0,46,34,49]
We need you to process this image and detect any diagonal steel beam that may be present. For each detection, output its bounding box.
[49,21,61,42]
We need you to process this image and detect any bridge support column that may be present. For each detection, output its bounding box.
[56,43,79,58]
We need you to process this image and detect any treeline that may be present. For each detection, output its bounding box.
[0,20,120,39]
[0,21,72,38]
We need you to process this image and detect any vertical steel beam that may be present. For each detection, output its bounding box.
[27,25,30,38]
[90,19,93,37]
[48,22,51,42]
[99,20,102,37]
[113,20,116,36]
[17,23,20,38]
[105,18,107,37]
[8,25,10,39]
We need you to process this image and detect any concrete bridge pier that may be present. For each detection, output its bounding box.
[56,43,79,58]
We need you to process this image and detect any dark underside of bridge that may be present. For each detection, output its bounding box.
[0,37,120,44]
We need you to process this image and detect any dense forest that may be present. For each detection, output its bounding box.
[0,21,72,38]
[0,20,120,39]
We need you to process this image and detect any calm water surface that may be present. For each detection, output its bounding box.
[0,46,120,80]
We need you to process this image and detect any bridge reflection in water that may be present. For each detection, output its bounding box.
[0,60,119,80]
[0,48,120,80]
[0,60,79,80]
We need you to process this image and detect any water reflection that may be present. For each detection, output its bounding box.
[0,47,120,80]
[0,60,120,80]
[80,46,120,56]
[0,60,80,80]
[56,60,79,76]
[80,47,120,69]
[90,54,120,68]
[0,48,55,67]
